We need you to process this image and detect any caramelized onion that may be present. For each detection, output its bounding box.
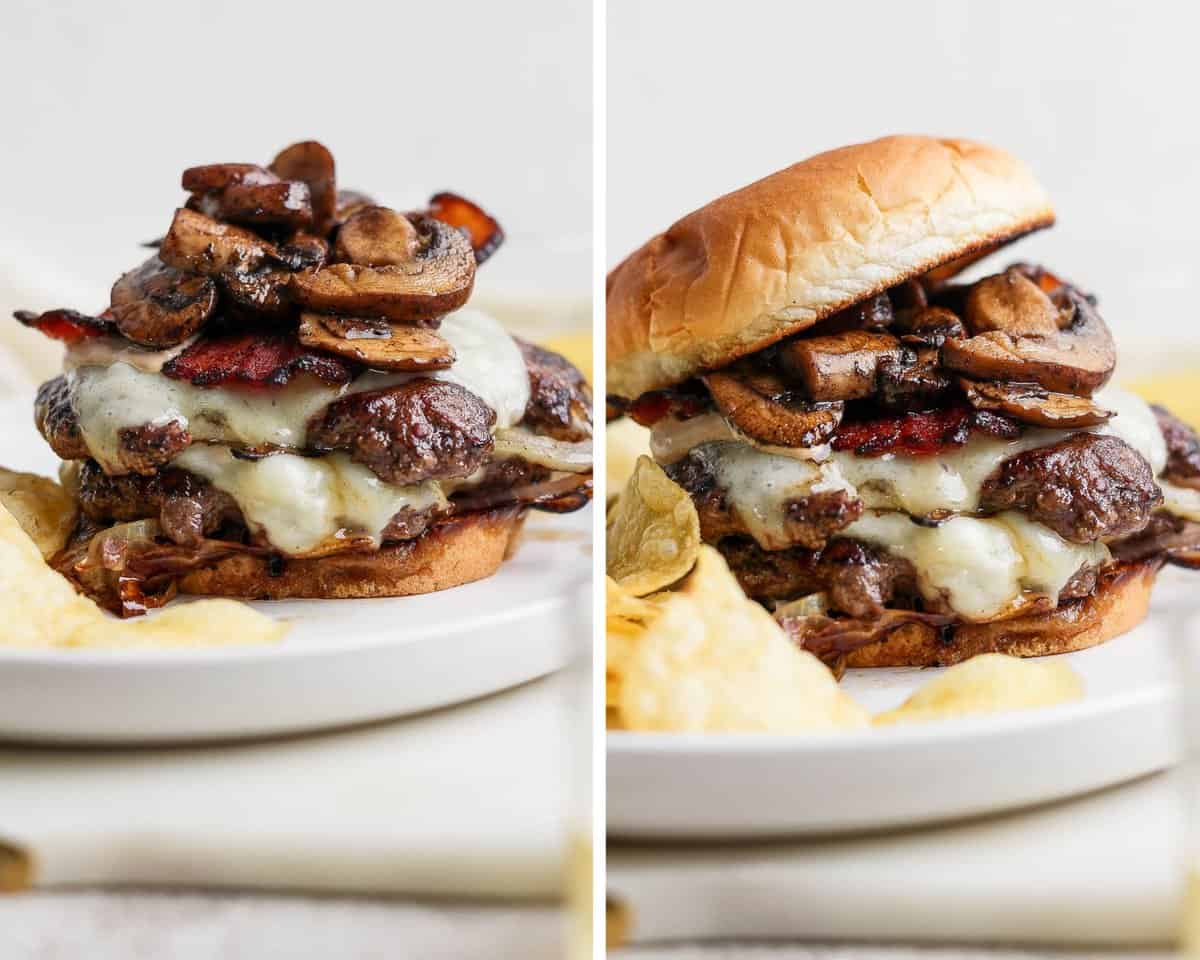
[492,428,593,473]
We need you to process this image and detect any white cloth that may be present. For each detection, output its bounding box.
[609,775,1182,947]
[0,892,563,960]
[0,678,569,899]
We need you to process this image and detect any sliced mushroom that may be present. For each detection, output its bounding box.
[159,208,276,276]
[876,351,952,408]
[888,278,928,312]
[207,179,313,231]
[962,269,1060,336]
[109,256,217,347]
[941,287,1116,396]
[818,292,894,334]
[336,189,375,224]
[290,216,475,324]
[181,163,276,193]
[221,267,292,317]
[184,161,314,231]
[777,331,904,401]
[333,206,420,265]
[893,305,965,348]
[959,378,1115,428]
[270,141,337,236]
[297,312,456,371]
[703,368,842,448]
[272,232,329,271]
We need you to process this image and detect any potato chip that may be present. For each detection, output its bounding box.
[606,456,700,596]
[606,417,650,504]
[614,547,868,733]
[0,503,288,649]
[606,575,659,622]
[873,653,1084,726]
[0,467,77,558]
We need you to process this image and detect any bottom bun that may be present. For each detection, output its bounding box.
[178,506,528,600]
[843,560,1160,668]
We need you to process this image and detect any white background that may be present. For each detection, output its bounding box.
[0,0,592,307]
[607,0,1199,355]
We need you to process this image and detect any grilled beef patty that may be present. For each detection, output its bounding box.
[978,433,1161,543]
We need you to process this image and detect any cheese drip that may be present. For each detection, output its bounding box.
[174,446,447,555]
[67,308,531,474]
[846,511,1109,620]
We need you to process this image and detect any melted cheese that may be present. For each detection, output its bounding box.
[68,308,530,473]
[708,441,853,550]
[65,334,197,373]
[174,446,446,554]
[846,511,1109,620]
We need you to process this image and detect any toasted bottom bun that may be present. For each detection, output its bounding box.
[843,560,1159,668]
[177,507,527,600]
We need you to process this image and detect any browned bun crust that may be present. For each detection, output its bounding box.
[607,135,1054,399]
[177,507,527,600]
[844,561,1159,668]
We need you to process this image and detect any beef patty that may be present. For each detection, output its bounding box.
[978,433,1161,543]
[516,338,593,442]
[1154,405,1200,491]
[308,379,496,485]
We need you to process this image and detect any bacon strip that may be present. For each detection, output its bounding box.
[831,404,1019,457]
[14,308,113,343]
[162,331,359,387]
[428,192,505,265]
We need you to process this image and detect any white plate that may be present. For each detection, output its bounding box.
[0,398,591,744]
[609,570,1192,838]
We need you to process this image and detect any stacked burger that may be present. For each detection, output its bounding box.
[19,140,592,615]
[607,136,1199,667]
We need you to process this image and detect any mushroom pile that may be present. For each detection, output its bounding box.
[18,139,505,379]
[630,263,1120,453]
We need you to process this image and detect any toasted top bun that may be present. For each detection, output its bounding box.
[843,561,1157,668]
[177,507,526,600]
[607,135,1054,399]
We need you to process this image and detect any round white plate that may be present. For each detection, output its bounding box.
[609,569,1192,838]
[0,398,591,744]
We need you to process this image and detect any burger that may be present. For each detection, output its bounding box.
[17,140,593,616]
[607,135,1199,667]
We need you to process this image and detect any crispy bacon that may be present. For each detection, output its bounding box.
[628,382,713,427]
[831,404,1020,457]
[428,192,504,265]
[162,331,360,387]
[14,308,113,343]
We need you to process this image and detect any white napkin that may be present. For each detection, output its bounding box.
[608,774,1183,946]
[0,677,570,899]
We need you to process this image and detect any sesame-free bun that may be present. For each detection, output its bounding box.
[177,507,527,600]
[606,135,1054,399]
[842,561,1157,668]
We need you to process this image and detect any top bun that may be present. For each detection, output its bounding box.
[606,135,1054,399]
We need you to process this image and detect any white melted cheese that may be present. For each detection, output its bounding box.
[65,334,197,373]
[846,511,1110,620]
[67,308,530,474]
[708,441,853,550]
[174,446,447,555]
